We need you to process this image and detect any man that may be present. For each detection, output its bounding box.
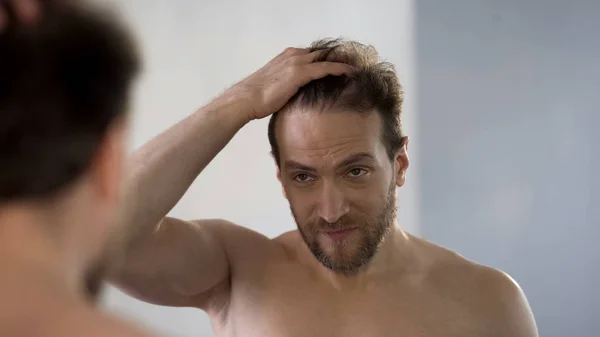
[112,37,539,336]
[0,1,348,336]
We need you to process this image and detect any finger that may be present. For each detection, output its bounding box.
[296,49,331,64]
[274,47,309,62]
[283,47,309,56]
[12,0,40,24]
[289,50,320,65]
[299,62,355,85]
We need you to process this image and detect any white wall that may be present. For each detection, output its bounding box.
[101,1,416,336]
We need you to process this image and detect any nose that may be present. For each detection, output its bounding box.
[317,181,350,224]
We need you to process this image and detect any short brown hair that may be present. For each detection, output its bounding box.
[267,38,404,166]
[0,2,140,202]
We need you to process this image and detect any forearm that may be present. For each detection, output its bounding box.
[122,94,250,240]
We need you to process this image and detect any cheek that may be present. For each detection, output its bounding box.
[285,190,315,221]
[346,184,389,213]
[349,198,381,220]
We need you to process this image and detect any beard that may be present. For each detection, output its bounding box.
[291,181,397,276]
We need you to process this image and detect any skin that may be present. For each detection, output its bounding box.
[109,48,539,337]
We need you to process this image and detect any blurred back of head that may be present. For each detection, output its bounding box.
[268,38,405,165]
[0,1,140,204]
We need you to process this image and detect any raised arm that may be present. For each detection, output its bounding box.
[109,47,353,308]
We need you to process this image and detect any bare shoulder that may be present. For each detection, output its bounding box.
[412,236,538,337]
[191,218,287,274]
[193,218,281,254]
[272,229,307,258]
[273,229,300,246]
[194,218,270,241]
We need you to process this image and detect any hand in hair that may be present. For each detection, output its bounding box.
[226,47,355,121]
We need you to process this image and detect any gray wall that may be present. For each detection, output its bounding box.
[416,1,599,336]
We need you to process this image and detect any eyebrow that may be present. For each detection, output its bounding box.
[338,152,377,168]
[283,152,377,173]
[284,160,317,173]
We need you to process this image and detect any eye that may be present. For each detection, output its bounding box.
[347,168,368,177]
[294,173,315,182]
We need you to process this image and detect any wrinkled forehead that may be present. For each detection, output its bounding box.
[275,108,387,166]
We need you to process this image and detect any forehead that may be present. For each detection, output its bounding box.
[275,108,386,165]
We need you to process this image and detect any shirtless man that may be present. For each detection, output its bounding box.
[112,38,539,336]
[1,1,152,336]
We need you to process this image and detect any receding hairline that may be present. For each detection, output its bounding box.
[273,105,385,140]
[273,108,394,171]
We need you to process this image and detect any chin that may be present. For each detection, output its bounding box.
[308,239,375,275]
[321,255,370,276]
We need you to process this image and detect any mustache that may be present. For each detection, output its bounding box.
[309,216,361,230]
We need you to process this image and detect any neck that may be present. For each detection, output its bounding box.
[0,203,85,299]
[318,224,412,290]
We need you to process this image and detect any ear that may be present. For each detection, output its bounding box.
[394,136,410,187]
[90,119,128,206]
[271,151,288,199]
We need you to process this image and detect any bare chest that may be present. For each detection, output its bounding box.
[215,274,483,337]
